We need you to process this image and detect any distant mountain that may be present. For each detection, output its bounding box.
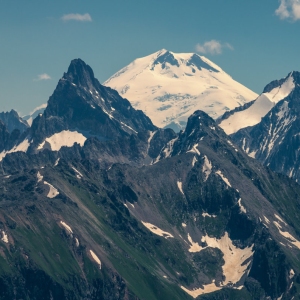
[22,104,47,126]
[0,109,29,133]
[104,49,258,131]
[219,71,296,135]
[228,72,300,183]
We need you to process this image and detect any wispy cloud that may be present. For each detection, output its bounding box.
[276,0,300,21]
[195,40,234,55]
[61,13,92,22]
[34,73,51,81]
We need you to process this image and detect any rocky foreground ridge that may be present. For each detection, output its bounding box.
[0,60,299,299]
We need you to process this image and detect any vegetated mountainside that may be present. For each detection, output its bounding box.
[1,59,300,299]
[1,106,300,299]
[228,72,300,183]
[104,49,257,131]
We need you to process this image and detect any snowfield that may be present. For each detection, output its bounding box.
[219,72,295,135]
[37,130,87,151]
[183,232,253,297]
[104,49,257,131]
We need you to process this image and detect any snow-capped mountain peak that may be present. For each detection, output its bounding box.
[219,71,298,135]
[104,49,257,131]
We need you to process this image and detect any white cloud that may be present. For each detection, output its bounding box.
[276,0,300,21]
[61,13,92,22]
[34,73,51,81]
[195,40,234,55]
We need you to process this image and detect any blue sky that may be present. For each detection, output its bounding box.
[1,0,300,115]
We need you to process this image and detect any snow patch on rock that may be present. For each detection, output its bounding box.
[219,72,295,135]
[177,181,184,195]
[215,170,231,187]
[273,221,300,249]
[192,156,198,167]
[274,214,287,226]
[44,181,59,198]
[183,232,254,297]
[0,138,30,161]
[72,166,83,179]
[1,231,8,243]
[202,155,212,181]
[202,213,217,218]
[54,158,60,167]
[238,198,247,214]
[60,221,73,236]
[141,221,174,239]
[38,130,86,151]
[187,143,200,155]
[37,171,43,183]
[90,250,102,269]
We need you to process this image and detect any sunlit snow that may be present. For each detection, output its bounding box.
[215,170,231,187]
[274,214,287,226]
[202,212,216,218]
[273,221,300,249]
[44,181,59,198]
[187,143,200,155]
[183,232,254,297]
[192,156,198,167]
[104,49,257,130]
[37,171,43,183]
[202,155,212,181]
[141,221,174,239]
[220,72,295,135]
[90,250,102,269]
[0,138,30,161]
[1,231,8,243]
[60,221,73,236]
[177,181,184,195]
[72,167,83,179]
[38,130,87,151]
[238,198,247,214]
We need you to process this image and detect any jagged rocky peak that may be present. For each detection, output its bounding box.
[229,70,300,183]
[185,110,216,133]
[263,71,300,93]
[219,71,299,135]
[151,49,179,69]
[0,109,29,133]
[62,58,96,89]
[151,49,219,72]
[186,53,219,72]
[155,110,225,161]
[26,58,156,153]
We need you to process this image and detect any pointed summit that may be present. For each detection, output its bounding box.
[151,50,179,69]
[63,58,96,88]
[219,71,298,135]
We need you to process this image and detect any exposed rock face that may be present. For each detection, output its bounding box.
[30,59,156,148]
[230,72,300,183]
[0,110,29,133]
[104,49,257,131]
[0,61,300,299]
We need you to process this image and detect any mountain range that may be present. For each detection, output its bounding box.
[219,71,300,184]
[0,57,300,299]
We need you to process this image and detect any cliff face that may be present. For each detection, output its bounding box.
[0,61,300,300]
